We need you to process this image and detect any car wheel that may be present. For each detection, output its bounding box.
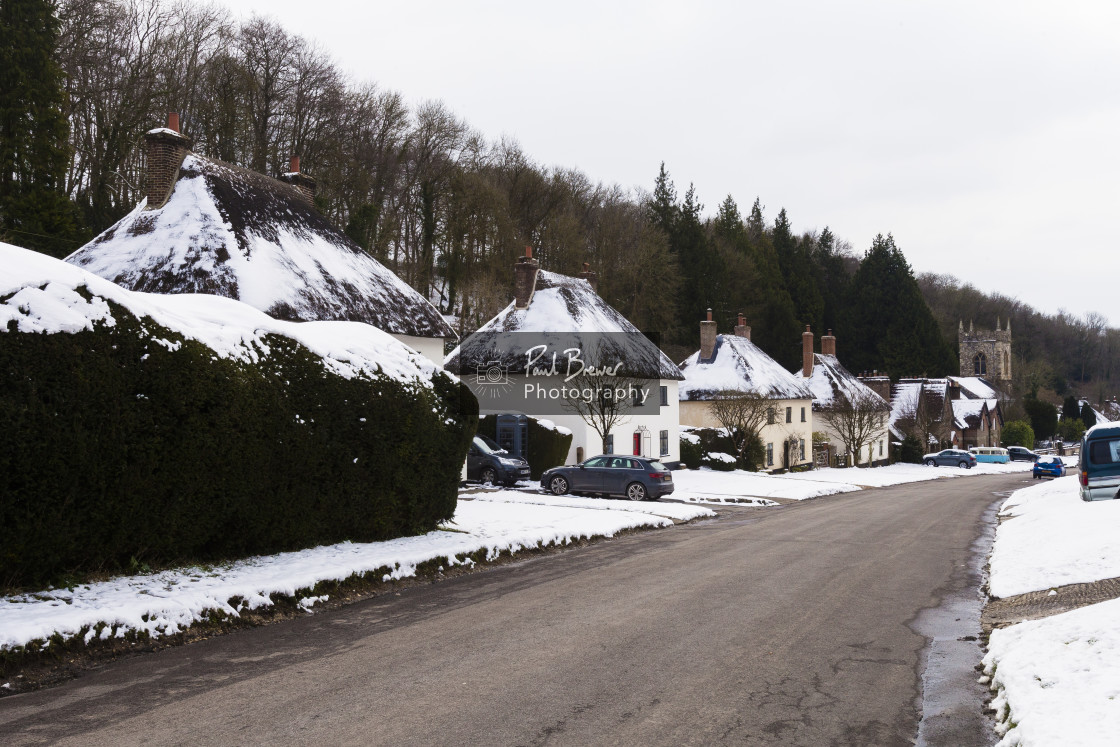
[548,475,569,495]
[626,482,648,501]
[480,467,497,486]
[959,461,970,469]
[924,458,936,467]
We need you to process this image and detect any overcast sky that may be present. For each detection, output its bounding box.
[222,0,1120,326]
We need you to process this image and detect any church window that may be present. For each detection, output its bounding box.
[973,352,986,376]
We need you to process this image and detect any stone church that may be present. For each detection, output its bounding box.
[958,318,1012,384]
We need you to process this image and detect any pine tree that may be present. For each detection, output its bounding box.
[647,162,678,236]
[843,234,955,377]
[1062,395,1081,423]
[0,0,87,257]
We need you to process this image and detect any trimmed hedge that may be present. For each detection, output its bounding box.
[477,415,573,479]
[0,298,477,589]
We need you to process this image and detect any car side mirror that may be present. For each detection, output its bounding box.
[579,464,586,469]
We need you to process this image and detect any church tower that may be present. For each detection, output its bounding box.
[958,318,1012,384]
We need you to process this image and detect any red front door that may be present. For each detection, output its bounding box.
[633,433,641,455]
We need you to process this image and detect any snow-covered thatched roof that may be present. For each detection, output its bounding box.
[798,353,890,411]
[65,154,453,340]
[3,242,441,386]
[678,334,811,401]
[444,270,683,380]
[887,378,951,441]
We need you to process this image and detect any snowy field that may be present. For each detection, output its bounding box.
[983,462,1120,746]
[0,497,712,656]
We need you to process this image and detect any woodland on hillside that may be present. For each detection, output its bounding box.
[2,0,1117,404]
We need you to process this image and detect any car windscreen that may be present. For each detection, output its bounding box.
[1088,438,1120,465]
[473,435,502,454]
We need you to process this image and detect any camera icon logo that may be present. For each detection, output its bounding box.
[475,361,511,397]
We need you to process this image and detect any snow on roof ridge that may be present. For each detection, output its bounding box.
[3,241,440,386]
[679,333,811,400]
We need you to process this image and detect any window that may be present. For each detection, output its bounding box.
[801,407,806,423]
[973,352,987,376]
[799,438,806,461]
[785,407,792,423]
[659,429,669,456]
[604,434,614,454]
[659,386,668,407]
[766,442,774,466]
[632,389,646,407]
[767,407,776,425]
[879,440,884,456]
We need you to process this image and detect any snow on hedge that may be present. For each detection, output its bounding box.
[988,472,1120,598]
[2,242,439,386]
[0,499,682,652]
[983,597,1120,746]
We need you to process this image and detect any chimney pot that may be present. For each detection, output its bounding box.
[514,250,540,308]
[578,262,599,292]
[700,314,717,361]
[803,325,815,378]
[733,313,750,341]
[144,114,193,209]
[821,329,836,357]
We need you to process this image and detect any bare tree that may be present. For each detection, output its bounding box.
[561,371,649,454]
[894,387,950,452]
[708,390,772,468]
[817,390,888,467]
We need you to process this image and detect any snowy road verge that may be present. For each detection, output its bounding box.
[0,498,712,658]
[671,460,1033,504]
[982,463,1120,746]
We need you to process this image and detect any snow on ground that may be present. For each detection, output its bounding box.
[982,597,1120,746]
[466,489,713,521]
[988,469,1119,599]
[0,498,694,653]
[979,459,1120,746]
[669,460,1033,503]
[672,468,860,502]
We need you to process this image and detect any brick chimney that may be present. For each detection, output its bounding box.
[858,373,892,402]
[821,329,836,357]
[578,262,599,293]
[278,154,317,202]
[734,312,750,340]
[802,325,814,378]
[144,112,193,209]
[700,309,717,361]
[514,246,540,309]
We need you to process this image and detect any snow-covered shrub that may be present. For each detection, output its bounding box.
[477,414,572,479]
[679,432,703,469]
[0,251,477,588]
[701,451,737,471]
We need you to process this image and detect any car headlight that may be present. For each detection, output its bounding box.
[499,458,520,467]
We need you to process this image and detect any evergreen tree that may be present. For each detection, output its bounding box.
[647,162,678,236]
[673,184,724,343]
[1023,396,1058,440]
[772,208,824,334]
[0,0,86,256]
[811,226,852,336]
[1081,402,1098,429]
[1062,395,1081,423]
[843,234,955,377]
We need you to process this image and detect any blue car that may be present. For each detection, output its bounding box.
[541,455,674,501]
[1032,456,1065,479]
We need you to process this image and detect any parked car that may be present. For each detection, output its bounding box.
[466,434,530,486]
[970,446,1010,464]
[1078,424,1120,501]
[1032,456,1066,479]
[922,449,977,468]
[1007,446,1040,462]
[541,455,674,501]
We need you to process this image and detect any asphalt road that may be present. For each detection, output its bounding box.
[0,472,1029,746]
